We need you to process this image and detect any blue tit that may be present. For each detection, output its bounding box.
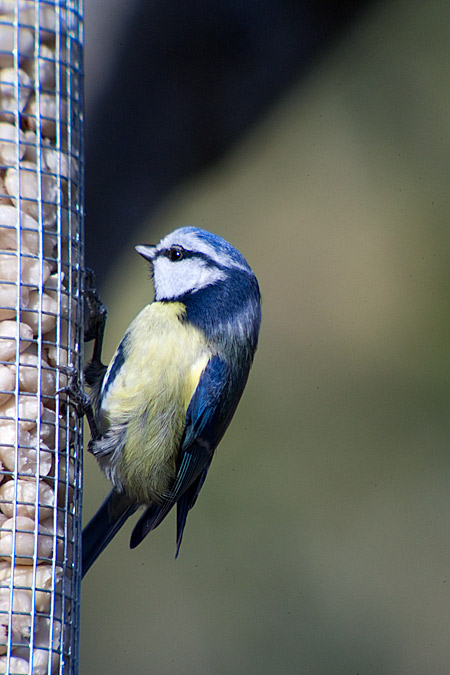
[82,227,261,576]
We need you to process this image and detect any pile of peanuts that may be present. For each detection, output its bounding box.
[0,2,82,673]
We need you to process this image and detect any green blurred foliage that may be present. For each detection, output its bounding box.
[81,1,450,673]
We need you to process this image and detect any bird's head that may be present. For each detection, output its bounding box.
[135,226,256,302]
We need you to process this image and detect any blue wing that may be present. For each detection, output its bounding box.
[130,354,234,553]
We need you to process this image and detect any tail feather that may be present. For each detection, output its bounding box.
[82,490,137,577]
[129,501,172,549]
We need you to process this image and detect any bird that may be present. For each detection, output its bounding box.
[81,226,261,576]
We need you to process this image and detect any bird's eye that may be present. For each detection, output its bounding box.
[166,246,185,262]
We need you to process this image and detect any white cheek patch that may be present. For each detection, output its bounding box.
[154,257,227,300]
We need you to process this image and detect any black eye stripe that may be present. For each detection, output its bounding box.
[160,246,223,269]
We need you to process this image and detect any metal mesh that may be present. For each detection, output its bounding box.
[0,1,84,673]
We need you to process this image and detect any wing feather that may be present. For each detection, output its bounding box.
[130,355,229,549]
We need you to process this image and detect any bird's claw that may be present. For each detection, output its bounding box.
[55,365,91,418]
[83,269,107,344]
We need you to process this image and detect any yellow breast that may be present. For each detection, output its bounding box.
[100,302,210,504]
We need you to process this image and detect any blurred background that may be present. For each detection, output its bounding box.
[80,1,450,673]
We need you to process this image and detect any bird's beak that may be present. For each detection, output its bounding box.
[135,244,157,262]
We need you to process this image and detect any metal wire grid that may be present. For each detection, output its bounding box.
[0,2,84,673]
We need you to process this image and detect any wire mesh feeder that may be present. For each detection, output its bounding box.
[0,1,84,673]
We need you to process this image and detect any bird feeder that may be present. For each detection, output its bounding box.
[0,1,84,672]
